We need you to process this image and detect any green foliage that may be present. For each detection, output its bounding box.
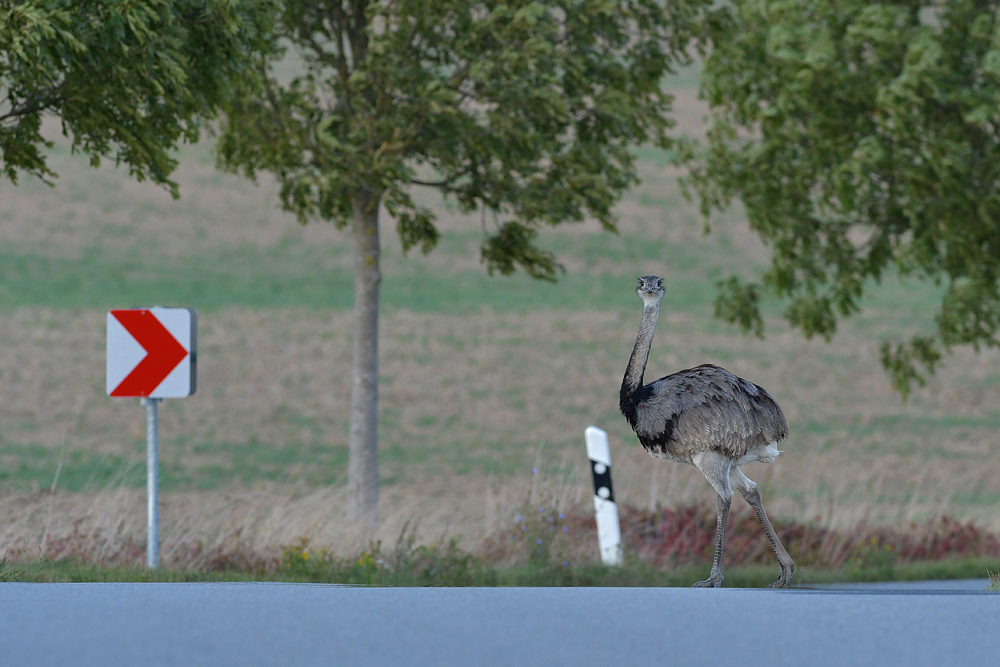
[480,221,562,282]
[879,335,943,399]
[687,0,1000,394]
[279,530,493,586]
[0,0,277,194]
[0,557,26,581]
[713,276,764,338]
[988,569,1000,591]
[216,0,714,278]
[847,536,897,580]
[504,506,575,566]
[6,543,999,587]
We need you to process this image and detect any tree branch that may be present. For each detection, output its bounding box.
[0,90,60,124]
[410,177,453,188]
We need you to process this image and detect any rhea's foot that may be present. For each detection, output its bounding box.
[766,564,794,589]
[692,575,723,588]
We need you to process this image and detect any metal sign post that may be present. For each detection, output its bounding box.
[142,397,161,568]
[108,307,196,568]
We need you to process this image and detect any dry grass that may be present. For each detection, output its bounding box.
[5,479,999,575]
[0,486,451,569]
[0,472,575,568]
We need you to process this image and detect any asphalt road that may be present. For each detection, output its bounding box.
[2,581,997,666]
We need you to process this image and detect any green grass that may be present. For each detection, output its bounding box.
[0,237,941,345]
[0,434,560,492]
[0,444,142,491]
[4,550,996,588]
[0,437,352,492]
[0,239,735,316]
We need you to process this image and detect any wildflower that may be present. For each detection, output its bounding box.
[536,539,543,545]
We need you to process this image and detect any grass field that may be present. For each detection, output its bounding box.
[1,71,999,576]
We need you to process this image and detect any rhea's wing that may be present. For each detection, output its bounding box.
[639,364,788,458]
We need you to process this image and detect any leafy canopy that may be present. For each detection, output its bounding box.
[687,0,1000,396]
[1,0,277,195]
[216,0,714,279]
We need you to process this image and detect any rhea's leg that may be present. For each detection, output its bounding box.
[731,467,795,588]
[692,452,733,588]
[692,492,731,588]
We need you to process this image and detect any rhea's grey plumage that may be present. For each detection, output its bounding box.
[620,275,795,588]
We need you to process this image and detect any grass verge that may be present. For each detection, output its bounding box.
[3,550,996,588]
[4,501,998,588]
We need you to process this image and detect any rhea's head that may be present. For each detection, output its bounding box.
[636,275,664,306]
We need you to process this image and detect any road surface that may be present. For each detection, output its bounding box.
[1,581,997,666]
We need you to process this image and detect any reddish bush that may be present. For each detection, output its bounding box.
[481,500,1000,569]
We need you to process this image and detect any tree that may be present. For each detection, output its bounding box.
[216,0,712,529]
[1,0,276,194]
[686,0,1000,397]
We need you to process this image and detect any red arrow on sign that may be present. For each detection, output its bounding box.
[109,310,189,397]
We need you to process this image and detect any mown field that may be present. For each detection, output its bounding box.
[1,70,999,578]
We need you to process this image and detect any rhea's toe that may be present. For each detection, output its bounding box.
[766,568,794,589]
[693,577,723,588]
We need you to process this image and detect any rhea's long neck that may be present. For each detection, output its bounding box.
[620,301,660,418]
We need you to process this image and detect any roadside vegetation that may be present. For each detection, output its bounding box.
[3,498,998,587]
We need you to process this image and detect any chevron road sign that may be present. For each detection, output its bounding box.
[106,306,197,568]
[107,307,197,398]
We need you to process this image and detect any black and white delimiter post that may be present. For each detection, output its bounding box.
[585,426,622,565]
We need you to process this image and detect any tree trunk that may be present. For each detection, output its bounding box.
[348,188,381,533]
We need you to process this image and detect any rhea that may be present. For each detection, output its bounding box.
[619,275,794,588]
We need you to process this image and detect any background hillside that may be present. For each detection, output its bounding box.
[1,70,998,564]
